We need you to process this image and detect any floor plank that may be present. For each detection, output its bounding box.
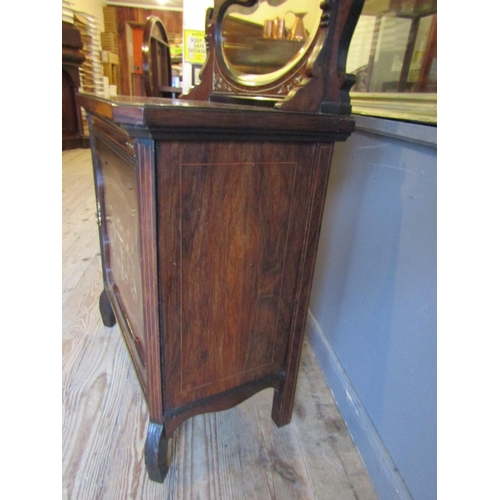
[62,149,378,500]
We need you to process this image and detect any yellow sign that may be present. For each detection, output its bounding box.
[184,30,206,64]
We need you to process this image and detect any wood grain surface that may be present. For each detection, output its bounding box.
[62,149,378,500]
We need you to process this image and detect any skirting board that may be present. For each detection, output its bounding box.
[306,310,413,500]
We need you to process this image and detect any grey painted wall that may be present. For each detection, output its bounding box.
[307,116,436,500]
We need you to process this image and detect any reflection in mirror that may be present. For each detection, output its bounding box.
[221,0,323,85]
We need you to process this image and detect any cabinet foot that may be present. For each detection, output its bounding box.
[99,289,116,327]
[145,422,168,483]
[271,389,293,428]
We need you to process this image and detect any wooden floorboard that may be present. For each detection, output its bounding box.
[62,148,378,500]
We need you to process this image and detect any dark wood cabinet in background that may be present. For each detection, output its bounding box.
[62,21,88,150]
[103,6,182,96]
[78,0,364,483]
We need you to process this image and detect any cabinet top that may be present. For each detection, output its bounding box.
[76,93,356,143]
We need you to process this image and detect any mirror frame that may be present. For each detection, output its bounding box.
[182,0,365,114]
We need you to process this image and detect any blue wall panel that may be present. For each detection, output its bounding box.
[308,116,436,500]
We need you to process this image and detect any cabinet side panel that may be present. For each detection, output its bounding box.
[179,160,296,393]
[157,141,318,408]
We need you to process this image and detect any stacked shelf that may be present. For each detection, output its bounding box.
[101,6,121,93]
[73,12,105,96]
[62,0,105,136]
[102,7,120,54]
[62,0,74,24]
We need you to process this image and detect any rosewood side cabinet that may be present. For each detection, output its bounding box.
[77,0,364,482]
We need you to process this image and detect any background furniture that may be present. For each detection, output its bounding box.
[78,0,364,483]
[142,16,182,98]
[62,21,88,150]
[101,5,182,97]
[101,51,120,88]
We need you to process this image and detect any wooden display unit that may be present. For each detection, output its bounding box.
[78,0,364,483]
[62,21,89,150]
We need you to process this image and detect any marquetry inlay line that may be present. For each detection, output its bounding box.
[136,139,163,422]
[270,161,299,364]
[180,366,274,394]
[92,127,137,169]
[104,164,138,210]
[104,166,140,307]
[179,160,298,395]
[179,162,299,166]
[179,156,183,395]
[280,144,333,417]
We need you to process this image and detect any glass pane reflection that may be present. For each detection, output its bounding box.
[347,0,437,93]
[221,0,322,82]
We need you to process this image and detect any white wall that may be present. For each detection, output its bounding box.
[346,15,376,74]
[71,0,106,31]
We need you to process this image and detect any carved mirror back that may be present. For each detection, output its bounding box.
[183,0,365,114]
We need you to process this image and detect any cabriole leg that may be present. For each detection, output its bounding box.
[145,422,168,483]
[99,289,116,327]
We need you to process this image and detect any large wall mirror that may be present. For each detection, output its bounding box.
[219,0,323,86]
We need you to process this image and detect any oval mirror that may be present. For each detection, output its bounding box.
[220,0,323,86]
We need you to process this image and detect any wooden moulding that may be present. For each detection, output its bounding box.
[76,93,355,142]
